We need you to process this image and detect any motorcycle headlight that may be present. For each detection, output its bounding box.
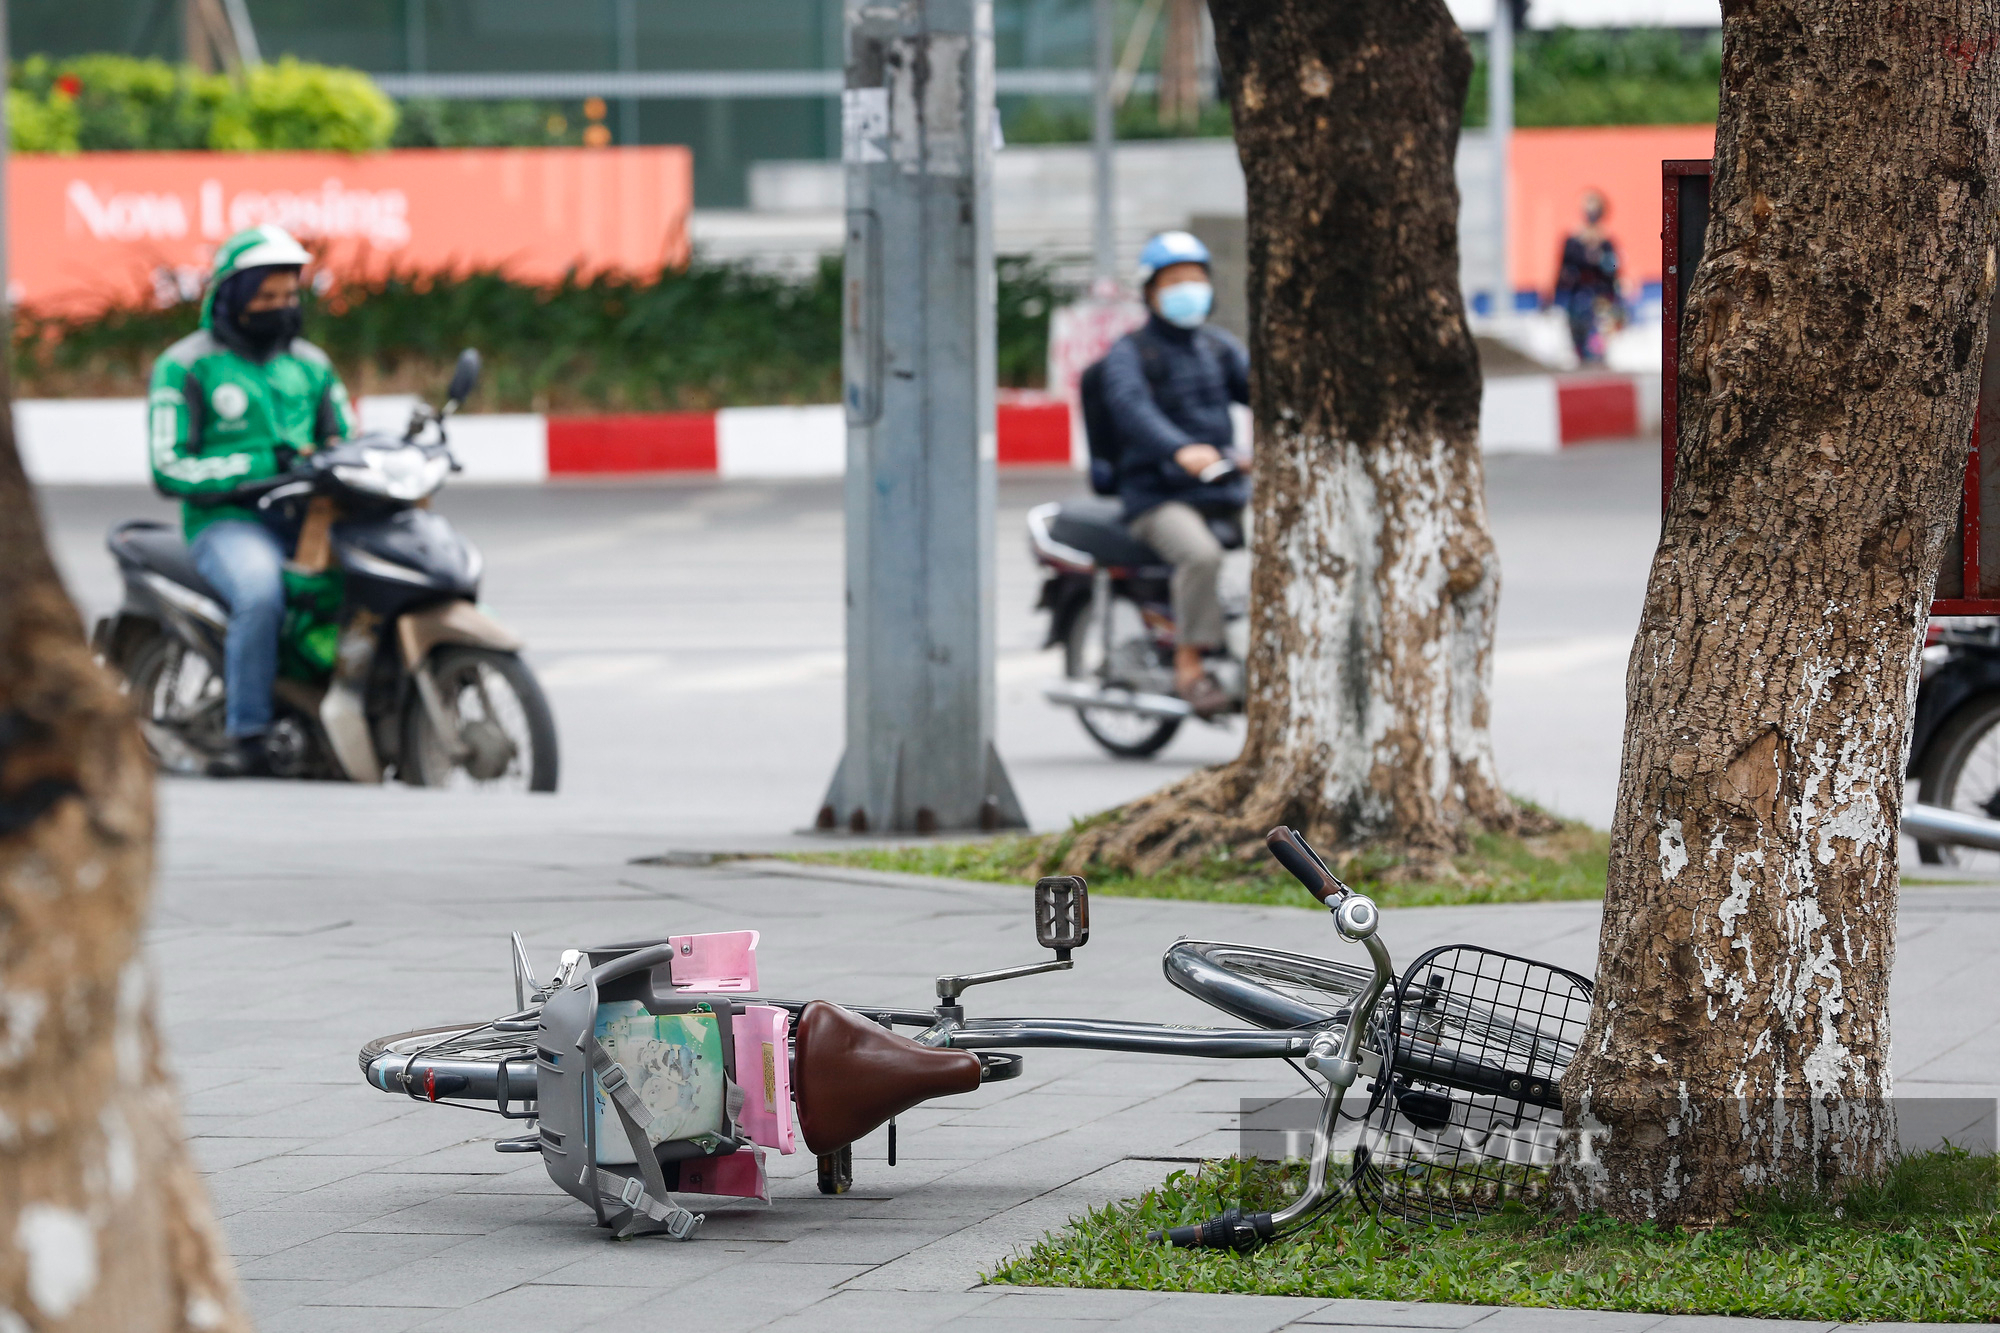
[333,447,449,502]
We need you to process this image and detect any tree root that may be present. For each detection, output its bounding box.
[1056,755,1548,884]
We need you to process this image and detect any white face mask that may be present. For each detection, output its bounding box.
[1156,280,1214,329]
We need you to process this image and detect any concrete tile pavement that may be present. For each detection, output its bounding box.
[51,454,1979,1329]
[137,801,2000,1331]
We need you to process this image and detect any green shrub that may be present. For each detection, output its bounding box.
[7,84,79,153]
[391,99,585,149]
[9,53,396,154]
[13,256,1067,410]
[1466,27,1723,127]
[207,58,397,152]
[1004,26,1723,143]
[13,53,226,150]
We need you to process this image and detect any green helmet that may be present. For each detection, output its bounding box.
[200,224,313,329]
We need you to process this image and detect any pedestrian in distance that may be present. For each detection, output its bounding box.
[1552,189,1625,365]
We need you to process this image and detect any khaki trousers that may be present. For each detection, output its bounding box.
[1128,500,1236,650]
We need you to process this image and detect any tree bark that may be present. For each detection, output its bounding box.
[0,397,251,1326]
[1558,0,2000,1224]
[1066,0,1530,879]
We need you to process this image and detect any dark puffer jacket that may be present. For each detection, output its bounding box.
[1098,314,1251,520]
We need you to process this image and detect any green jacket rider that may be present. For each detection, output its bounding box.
[148,224,356,776]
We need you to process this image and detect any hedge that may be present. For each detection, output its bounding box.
[12,256,1066,410]
[9,54,396,153]
[1466,27,1723,128]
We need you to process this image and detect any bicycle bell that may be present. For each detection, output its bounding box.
[1334,894,1379,940]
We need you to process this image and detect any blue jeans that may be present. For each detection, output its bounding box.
[190,520,288,739]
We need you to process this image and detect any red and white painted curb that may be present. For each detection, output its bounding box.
[13,374,1647,484]
[14,393,1075,485]
[1480,372,1662,454]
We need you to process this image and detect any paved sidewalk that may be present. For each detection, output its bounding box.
[148,786,1999,1332]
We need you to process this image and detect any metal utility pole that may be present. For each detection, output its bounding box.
[1489,0,1514,317]
[818,0,1025,835]
[615,0,640,146]
[1091,0,1116,290]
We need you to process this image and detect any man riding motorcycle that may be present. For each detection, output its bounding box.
[1098,230,1250,717]
[147,224,356,776]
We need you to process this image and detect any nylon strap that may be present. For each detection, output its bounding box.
[589,1045,703,1240]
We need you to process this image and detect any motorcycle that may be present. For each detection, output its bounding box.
[93,350,559,791]
[1909,616,2000,868]
[1028,463,1249,759]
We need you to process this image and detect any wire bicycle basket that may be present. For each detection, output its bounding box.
[1353,944,1594,1226]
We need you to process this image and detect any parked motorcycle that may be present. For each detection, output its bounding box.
[1910,617,2000,868]
[94,350,559,791]
[1028,479,1248,759]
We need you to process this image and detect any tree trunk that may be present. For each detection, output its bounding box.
[1066,0,1530,879]
[0,399,251,1326]
[1558,0,2000,1224]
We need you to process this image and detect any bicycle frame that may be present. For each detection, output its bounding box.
[359,828,1438,1248]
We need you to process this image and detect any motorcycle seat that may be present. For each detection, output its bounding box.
[107,520,225,605]
[790,1000,981,1155]
[1048,497,1244,571]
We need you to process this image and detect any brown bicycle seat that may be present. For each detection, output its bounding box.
[792,1000,982,1155]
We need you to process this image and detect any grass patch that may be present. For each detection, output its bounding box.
[989,1151,2000,1323]
[787,816,1608,911]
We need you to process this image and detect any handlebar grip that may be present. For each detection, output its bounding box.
[1266,826,1341,903]
[1148,1209,1277,1250]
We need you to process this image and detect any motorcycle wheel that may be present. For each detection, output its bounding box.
[1063,594,1181,760]
[1915,691,2000,870]
[123,634,229,773]
[401,647,559,793]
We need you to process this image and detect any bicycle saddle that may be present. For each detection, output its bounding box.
[792,1000,981,1155]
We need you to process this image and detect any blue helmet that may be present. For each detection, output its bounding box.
[1135,230,1211,288]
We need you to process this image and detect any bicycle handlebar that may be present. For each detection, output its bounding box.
[1265,826,1345,903]
[1152,1208,1276,1250]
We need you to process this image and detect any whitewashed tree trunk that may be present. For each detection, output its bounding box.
[1067,0,1532,877]
[0,398,251,1328]
[1558,0,2000,1223]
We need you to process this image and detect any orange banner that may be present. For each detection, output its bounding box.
[8,146,693,314]
[1511,125,1718,298]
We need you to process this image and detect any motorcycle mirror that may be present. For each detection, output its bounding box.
[445,348,482,409]
[1034,876,1090,956]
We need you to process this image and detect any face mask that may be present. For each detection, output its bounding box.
[238,304,302,351]
[1156,280,1213,329]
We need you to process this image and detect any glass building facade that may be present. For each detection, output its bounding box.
[17,0,1110,206]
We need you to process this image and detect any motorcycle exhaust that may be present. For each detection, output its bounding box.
[1903,802,2000,853]
[1043,680,1194,721]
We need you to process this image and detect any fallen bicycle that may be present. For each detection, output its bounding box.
[359,827,1592,1247]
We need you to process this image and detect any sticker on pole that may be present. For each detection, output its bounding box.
[843,88,889,165]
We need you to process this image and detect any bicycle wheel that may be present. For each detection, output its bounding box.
[1915,691,2000,871]
[359,1022,539,1106]
[1163,940,1378,1030]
